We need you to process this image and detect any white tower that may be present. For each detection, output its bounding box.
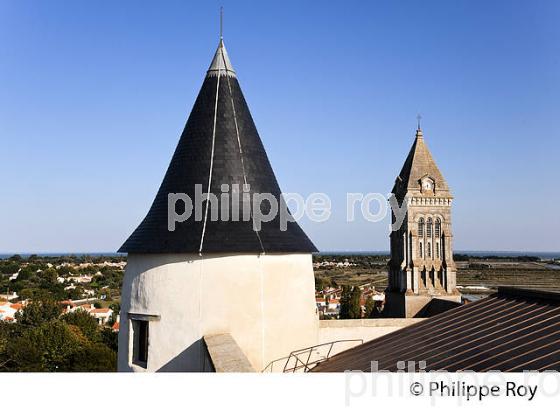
[117,37,318,372]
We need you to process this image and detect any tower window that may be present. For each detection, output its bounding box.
[419,242,423,258]
[427,218,433,238]
[436,242,440,258]
[427,242,432,258]
[435,218,441,237]
[132,319,149,368]
[418,218,424,237]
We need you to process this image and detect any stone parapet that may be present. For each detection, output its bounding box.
[203,333,255,372]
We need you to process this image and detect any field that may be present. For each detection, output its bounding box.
[456,260,560,294]
[313,255,560,296]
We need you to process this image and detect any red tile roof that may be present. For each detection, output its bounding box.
[90,308,111,314]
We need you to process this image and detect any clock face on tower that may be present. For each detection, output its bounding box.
[421,177,435,193]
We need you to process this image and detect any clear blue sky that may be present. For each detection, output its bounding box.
[1,0,559,253]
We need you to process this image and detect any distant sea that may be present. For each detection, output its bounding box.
[1,251,559,259]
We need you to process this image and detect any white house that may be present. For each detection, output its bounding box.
[0,301,24,322]
[90,308,113,325]
[0,292,18,301]
[62,302,113,325]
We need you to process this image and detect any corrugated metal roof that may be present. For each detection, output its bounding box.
[312,287,560,372]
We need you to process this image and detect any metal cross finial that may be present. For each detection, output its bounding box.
[416,113,422,130]
[220,6,223,40]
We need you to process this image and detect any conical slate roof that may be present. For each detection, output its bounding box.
[392,128,451,198]
[119,39,317,254]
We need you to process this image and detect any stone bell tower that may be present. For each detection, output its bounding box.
[384,124,460,318]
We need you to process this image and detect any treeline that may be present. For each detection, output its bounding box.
[0,299,117,371]
[1,254,126,264]
[314,253,543,264]
[0,258,124,302]
[313,254,388,268]
[315,276,338,291]
[454,254,541,262]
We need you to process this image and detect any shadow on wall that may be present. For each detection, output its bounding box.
[156,338,215,372]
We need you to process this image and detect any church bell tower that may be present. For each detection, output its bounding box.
[384,124,461,317]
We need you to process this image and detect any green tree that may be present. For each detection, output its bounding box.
[7,321,82,371]
[349,287,362,319]
[314,277,325,291]
[4,319,117,372]
[15,298,61,327]
[0,261,20,275]
[108,302,120,326]
[18,288,36,300]
[0,322,10,369]
[15,267,34,282]
[62,310,100,342]
[339,285,352,319]
[365,296,375,318]
[70,342,116,372]
[339,286,363,319]
[100,327,118,352]
[67,286,84,300]
[38,268,58,284]
[57,265,76,276]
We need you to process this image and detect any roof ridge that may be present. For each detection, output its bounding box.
[498,287,560,303]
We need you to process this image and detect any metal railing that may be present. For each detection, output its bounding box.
[262,339,363,373]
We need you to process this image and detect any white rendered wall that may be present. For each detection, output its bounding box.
[117,253,318,372]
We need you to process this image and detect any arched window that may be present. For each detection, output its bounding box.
[427,218,433,238]
[436,242,440,258]
[427,242,432,258]
[435,218,441,238]
[419,242,423,258]
[418,218,425,237]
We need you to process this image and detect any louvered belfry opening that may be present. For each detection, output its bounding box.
[119,40,317,254]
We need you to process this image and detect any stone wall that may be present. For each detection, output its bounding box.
[203,334,255,372]
[318,318,424,356]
